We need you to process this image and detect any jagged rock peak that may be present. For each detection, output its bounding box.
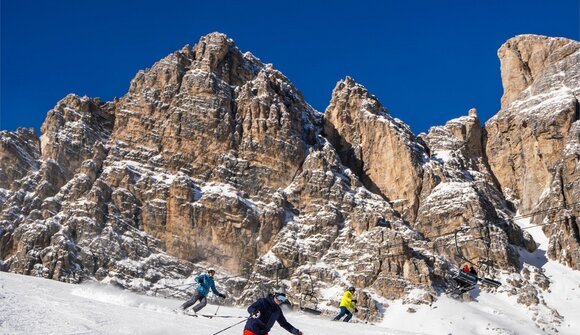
[424,108,482,156]
[195,32,235,52]
[328,76,420,139]
[326,76,423,152]
[0,127,39,144]
[126,32,264,101]
[487,34,579,213]
[468,107,478,117]
[192,32,252,73]
[331,76,390,117]
[324,76,425,222]
[498,34,579,109]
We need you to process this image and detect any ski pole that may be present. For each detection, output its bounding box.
[156,284,190,296]
[165,291,183,299]
[166,283,194,289]
[214,299,221,316]
[165,284,195,299]
[210,318,248,335]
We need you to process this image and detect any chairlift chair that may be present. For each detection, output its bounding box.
[300,291,322,315]
[299,272,322,315]
[446,270,478,298]
[446,226,502,298]
[454,227,502,283]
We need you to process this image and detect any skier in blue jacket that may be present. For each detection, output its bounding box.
[181,268,226,313]
[243,289,303,335]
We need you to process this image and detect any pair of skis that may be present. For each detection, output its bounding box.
[186,311,249,335]
[179,304,244,319]
[188,313,245,319]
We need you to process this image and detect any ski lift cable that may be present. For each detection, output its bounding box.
[166,205,578,293]
[183,218,559,286]
[334,202,579,256]
[213,216,575,286]
[518,216,578,230]
[257,227,496,275]
[202,207,577,301]
[512,201,580,220]
[162,232,498,300]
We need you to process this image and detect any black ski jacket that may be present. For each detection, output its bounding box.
[244,295,299,335]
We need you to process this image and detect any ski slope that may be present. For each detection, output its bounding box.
[0,219,578,335]
[0,271,415,335]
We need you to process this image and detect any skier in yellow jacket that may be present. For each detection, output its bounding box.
[333,286,358,322]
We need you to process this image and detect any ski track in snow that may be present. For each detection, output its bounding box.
[0,217,578,335]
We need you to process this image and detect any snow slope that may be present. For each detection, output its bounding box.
[0,271,415,335]
[0,219,578,335]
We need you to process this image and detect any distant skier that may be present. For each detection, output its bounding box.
[469,265,478,277]
[462,264,470,273]
[243,288,303,335]
[180,268,226,313]
[333,286,357,322]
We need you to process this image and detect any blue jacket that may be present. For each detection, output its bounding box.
[195,274,222,297]
[244,295,300,335]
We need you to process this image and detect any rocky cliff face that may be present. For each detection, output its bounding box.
[324,77,425,223]
[416,109,532,270]
[104,33,319,274]
[0,128,40,191]
[486,34,580,269]
[1,32,578,327]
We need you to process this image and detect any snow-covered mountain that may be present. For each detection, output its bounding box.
[0,32,578,333]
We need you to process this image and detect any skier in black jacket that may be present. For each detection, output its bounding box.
[243,290,303,335]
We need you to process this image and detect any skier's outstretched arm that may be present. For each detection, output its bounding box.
[210,281,223,297]
[277,312,302,335]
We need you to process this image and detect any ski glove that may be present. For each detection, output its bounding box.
[351,299,357,303]
[354,308,359,313]
[250,311,261,318]
[218,293,226,299]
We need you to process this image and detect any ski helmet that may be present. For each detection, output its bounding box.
[348,286,356,292]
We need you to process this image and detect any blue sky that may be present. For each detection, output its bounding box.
[1,0,578,134]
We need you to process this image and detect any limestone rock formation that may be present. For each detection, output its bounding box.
[486,34,580,269]
[324,77,425,222]
[498,34,577,109]
[0,32,321,288]
[0,128,40,191]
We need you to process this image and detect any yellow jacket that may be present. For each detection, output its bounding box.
[339,290,356,311]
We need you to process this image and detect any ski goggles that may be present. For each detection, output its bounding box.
[275,294,287,303]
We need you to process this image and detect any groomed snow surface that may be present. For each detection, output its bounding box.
[1,219,578,335]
